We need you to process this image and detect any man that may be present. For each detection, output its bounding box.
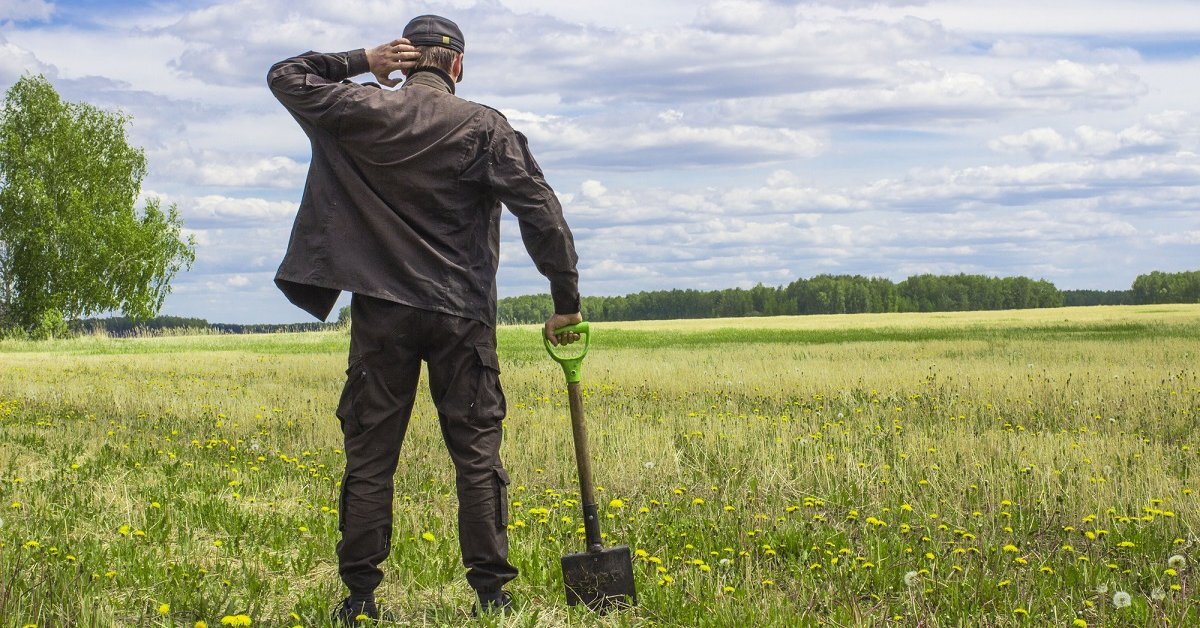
[267,15,582,622]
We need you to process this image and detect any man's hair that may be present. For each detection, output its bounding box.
[414,46,458,74]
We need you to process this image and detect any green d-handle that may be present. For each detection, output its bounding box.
[544,321,590,384]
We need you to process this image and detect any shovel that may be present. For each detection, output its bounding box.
[544,322,638,612]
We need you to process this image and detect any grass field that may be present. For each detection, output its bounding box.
[1,305,1198,626]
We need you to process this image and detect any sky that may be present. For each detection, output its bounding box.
[1,0,1197,323]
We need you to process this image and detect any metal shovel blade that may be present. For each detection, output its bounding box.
[561,544,637,612]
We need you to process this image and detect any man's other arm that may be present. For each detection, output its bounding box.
[477,117,582,336]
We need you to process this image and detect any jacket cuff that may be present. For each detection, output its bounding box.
[345,48,370,78]
[551,284,580,315]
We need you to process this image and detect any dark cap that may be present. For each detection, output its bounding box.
[403,14,465,53]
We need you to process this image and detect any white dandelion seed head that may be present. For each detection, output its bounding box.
[1095,583,1109,594]
[1113,591,1132,608]
[904,570,920,587]
[643,461,655,469]
[718,558,732,567]
[1168,554,1187,569]
[1151,587,1166,601]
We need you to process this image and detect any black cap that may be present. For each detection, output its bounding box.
[403,14,465,53]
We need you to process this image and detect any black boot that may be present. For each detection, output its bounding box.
[332,596,379,623]
[473,589,514,615]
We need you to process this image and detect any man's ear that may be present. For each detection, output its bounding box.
[453,53,464,83]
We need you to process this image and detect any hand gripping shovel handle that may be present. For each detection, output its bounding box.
[544,322,602,550]
[543,322,590,384]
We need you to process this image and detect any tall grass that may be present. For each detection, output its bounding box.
[1,305,1197,626]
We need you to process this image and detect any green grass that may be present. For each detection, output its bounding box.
[1,305,1199,626]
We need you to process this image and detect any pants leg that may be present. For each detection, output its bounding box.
[425,316,518,593]
[336,295,422,595]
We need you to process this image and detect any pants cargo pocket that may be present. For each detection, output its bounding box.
[493,466,510,529]
[470,344,506,424]
[336,354,371,437]
[337,473,348,532]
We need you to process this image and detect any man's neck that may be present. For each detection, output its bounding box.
[404,67,456,94]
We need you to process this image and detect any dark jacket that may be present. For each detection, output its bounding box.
[267,49,580,324]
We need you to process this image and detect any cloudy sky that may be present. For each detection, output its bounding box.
[2,0,1198,323]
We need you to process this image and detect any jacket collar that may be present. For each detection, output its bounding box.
[404,67,456,94]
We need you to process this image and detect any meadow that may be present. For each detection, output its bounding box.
[1,305,1198,627]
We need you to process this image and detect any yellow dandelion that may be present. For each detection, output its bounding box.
[1013,607,1028,617]
[158,603,170,615]
[608,498,624,508]
[421,532,436,542]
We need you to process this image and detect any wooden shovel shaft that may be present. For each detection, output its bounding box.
[567,381,603,550]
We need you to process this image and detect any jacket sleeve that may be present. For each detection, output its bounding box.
[266,49,370,133]
[481,117,581,314]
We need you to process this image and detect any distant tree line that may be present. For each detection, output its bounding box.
[58,269,1200,334]
[498,270,1200,324]
[1061,290,1135,306]
[1060,271,1200,306]
[70,315,337,337]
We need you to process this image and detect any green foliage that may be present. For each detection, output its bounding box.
[499,273,1066,324]
[1132,270,1200,304]
[0,75,195,335]
[1063,289,1135,306]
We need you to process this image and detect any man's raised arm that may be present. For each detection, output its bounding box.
[266,40,418,131]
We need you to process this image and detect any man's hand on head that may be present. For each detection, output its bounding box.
[544,312,583,346]
[366,38,420,87]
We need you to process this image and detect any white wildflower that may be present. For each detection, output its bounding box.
[1112,591,1131,608]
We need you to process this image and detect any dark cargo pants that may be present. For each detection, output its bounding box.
[335,294,517,595]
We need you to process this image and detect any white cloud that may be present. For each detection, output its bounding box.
[153,145,309,188]
[510,108,825,167]
[1008,60,1146,106]
[0,0,52,22]
[149,192,298,228]
[0,32,52,82]
[989,120,1174,159]
[1153,231,1200,245]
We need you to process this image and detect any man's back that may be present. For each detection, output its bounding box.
[268,51,579,324]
